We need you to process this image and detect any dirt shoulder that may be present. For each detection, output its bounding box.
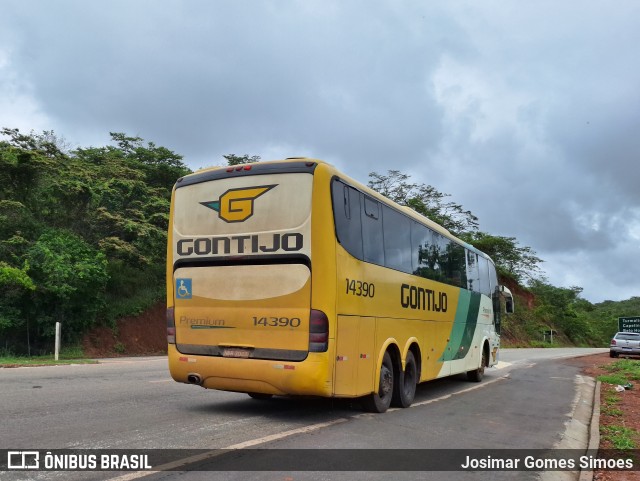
[568,353,640,481]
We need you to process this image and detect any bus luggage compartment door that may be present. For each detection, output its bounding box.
[333,315,375,396]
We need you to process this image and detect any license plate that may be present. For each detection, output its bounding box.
[223,348,251,358]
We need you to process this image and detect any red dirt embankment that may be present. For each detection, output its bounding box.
[82,302,167,358]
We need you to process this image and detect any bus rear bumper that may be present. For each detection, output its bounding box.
[168,344,333,397]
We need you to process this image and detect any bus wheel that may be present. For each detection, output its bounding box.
[392,351,417,408]
[467,347,487,382]
[362,351,394,413]
[248,392,273,400]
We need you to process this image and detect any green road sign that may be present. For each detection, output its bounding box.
[619,316,640,333]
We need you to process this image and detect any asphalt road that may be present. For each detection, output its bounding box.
[0,348,608,481]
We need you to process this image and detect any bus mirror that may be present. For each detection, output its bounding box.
[500,285,515,314]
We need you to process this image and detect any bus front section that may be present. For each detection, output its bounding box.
[166,161,331,397]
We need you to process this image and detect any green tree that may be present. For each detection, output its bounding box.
[72,133,190,266]
[0,201,39,263]
[529,280,595,345]
[108,132,189,194]
[0,262,36,352]
[368,170,479,234]
[26,229,108,342]
[459,231,544,284]
[578,296,640,345]
[0,128,192,353]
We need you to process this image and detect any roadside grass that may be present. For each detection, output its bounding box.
[601,425,637,450]
[598,359,640,450]
[601,359,640,379]
[598,374,630,386]
[598,359,640,387]
[600,405,624,417]
[0,346,97,367]
[603,392,620,405]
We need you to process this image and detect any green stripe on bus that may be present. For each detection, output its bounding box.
[439,291,481,362]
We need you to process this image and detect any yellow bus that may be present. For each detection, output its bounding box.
[166,159,514,412]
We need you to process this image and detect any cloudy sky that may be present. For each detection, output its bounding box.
[1,1,639,303]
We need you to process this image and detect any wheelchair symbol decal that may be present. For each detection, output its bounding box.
[176,278,192,299]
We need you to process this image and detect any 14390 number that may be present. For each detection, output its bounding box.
[346,278,375,298]
[253,317,301,327]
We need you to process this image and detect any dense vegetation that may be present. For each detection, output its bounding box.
[0,129,634,355]
[0,129,190,354]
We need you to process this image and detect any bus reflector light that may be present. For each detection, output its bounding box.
[309,309,329,352]
[167,307,176,344]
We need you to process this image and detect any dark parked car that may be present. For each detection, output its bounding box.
[610,332,640,358]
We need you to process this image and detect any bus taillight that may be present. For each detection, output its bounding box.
[167,307,176,344]
[309,309,329,352]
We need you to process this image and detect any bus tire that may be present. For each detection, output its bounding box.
[467,346,487,382]
[361,351,394,413]
[391,350,417,408]
[248,392,273,400]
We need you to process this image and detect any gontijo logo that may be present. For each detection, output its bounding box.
[200,185,277,223]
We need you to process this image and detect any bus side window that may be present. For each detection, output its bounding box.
[478,256,491,296]
[412,223,442,282]
[362,196,384,265]
[447,242,468,289]
[466,250,480,292]
[332,180,363,260]
[433,233,466,288]
[382,205,412,273]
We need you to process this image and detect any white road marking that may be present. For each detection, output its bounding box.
[108,418,349,481]
[107,373,512,480]
[410,374,510,408]
[98,358,166,364]
[224,418,350,449]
